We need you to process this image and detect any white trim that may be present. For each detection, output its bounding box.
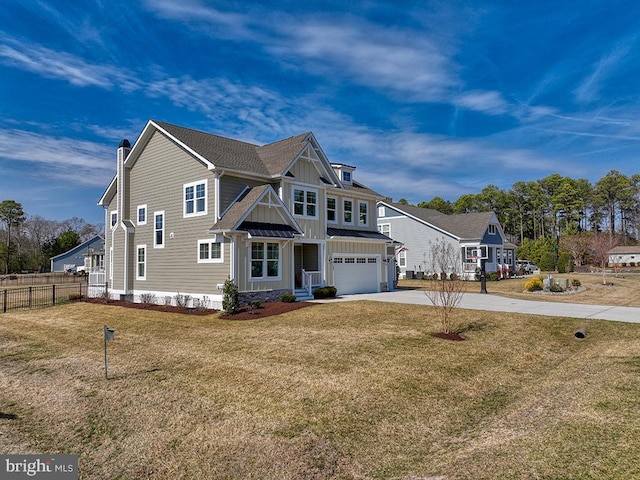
[343,198,354,225]
[183,179,208,218]
[358,200,369,227]
[137,205,147,226]
[378,223,391,236]
[136,244,147,280]
[292,185,319,219]
[197,238,224,263]
[326,195,338,224]
[249,241,282,281]
[110,210,118,229]
[154,211,165,248]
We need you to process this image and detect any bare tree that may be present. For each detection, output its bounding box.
[589,232,620,285]
[423,239,466,334]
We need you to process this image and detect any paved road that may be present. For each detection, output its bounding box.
[313,289,640,323]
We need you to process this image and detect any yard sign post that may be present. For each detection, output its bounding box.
[103,325,115,379]
[466,246,489,294]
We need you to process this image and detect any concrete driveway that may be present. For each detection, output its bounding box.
[313,289,640,323]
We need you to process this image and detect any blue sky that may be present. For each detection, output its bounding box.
[1,1,639,225]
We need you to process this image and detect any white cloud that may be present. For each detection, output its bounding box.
[0,129,114,187]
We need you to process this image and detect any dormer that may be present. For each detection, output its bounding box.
[332,163,356,186]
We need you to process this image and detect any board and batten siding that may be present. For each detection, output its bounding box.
[126,131,230,295]
[235,238,293,293]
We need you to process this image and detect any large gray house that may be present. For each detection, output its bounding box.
[377,201,514,280]
[98,120,395,308]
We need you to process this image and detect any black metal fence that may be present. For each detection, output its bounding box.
[1,283,88,313]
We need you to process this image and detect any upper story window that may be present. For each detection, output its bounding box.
[137,205,147,226]
[488,224,496,235]
[378,223,390,236]
[184,180,207,217]
[293,188,317,218]
[110,211,118,228]
[359,201,368,226]
[327,196,337,223]
[342,171,351,183]
[378,206,385,218]
[198,239,223,263]
[343,199,353,224]
[154,211,164,248]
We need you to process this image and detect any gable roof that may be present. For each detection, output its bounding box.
[209,184,303,237]
[382,202,497,241]
[608,246,640,255]
[50,235,104,261]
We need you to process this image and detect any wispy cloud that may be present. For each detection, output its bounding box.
[0,128,114,186]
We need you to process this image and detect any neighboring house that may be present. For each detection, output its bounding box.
[50,235,105,273]
[377,202,512,279]
[98,120,395,308]
[608,246,640,266]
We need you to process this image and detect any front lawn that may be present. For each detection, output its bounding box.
[1,302,639,479]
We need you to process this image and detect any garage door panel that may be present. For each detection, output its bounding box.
[332,256,379,295]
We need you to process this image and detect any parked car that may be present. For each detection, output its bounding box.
[516,259,538,274]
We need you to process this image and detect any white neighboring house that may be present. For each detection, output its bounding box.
[608,246,640,266]
[377,201,514,280]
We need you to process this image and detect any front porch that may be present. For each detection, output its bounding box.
[294,243,323,298]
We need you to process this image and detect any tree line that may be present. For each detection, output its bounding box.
[0,200,102,274]
[394,170,639,271]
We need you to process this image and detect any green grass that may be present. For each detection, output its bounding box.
[1,302,640,479]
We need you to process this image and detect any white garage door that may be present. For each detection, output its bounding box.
[332,255,380,295]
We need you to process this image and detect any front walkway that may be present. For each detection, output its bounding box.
[312,289,640,323]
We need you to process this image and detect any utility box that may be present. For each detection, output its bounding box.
[555,278,568,290]
[104,326,115,341]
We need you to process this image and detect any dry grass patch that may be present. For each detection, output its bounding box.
[1,302,640,479]
[401,273,640,307]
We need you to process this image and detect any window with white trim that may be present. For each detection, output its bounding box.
[110,211,118,228]
[137,205,147,225]
[250,242,280,279]
[198,239,223,263]
[154,211,164,248]
[398,250,407,268]
[343,199,353,224]
[342,171,351,183]
[378,223,390,236]
[488,224,496,235]
[378,206,385,217]
[359,201,368,226]
[327,196,337,223]
[136,245,146,280]
[184,180,207,217]
[293,188,317,218]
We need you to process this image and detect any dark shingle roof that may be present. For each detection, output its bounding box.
[257,132,310,176]
[388,203,495,240]
[327,227,393,241]
[211,185,270,231]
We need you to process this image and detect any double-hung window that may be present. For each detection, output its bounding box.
[343,199,353,224]
[154,211,164,248]
[250,242,280,279]
[359,201,368,226]
[110,211,118,228]
[398,250,407,268]
[137,205,147,225]
[378,223,390,236]
[136,245,146,280]
[198,239,223,263]
[184,180,207,217]
[327,196,337,223]
[293,188,317,218]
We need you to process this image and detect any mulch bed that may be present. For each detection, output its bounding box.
[431,332,466,341]
[83,298,316,319]
[83,298,216,315]
[220,301,315,320]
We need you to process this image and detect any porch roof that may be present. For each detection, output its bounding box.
[327,227,393,241]
[239,221,300,239]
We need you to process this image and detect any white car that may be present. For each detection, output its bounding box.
[516,260,538,274]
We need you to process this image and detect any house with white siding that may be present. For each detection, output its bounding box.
[98,120,395,308]
[377,201,513,280]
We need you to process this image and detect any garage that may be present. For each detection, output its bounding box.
[331,255,380,295]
